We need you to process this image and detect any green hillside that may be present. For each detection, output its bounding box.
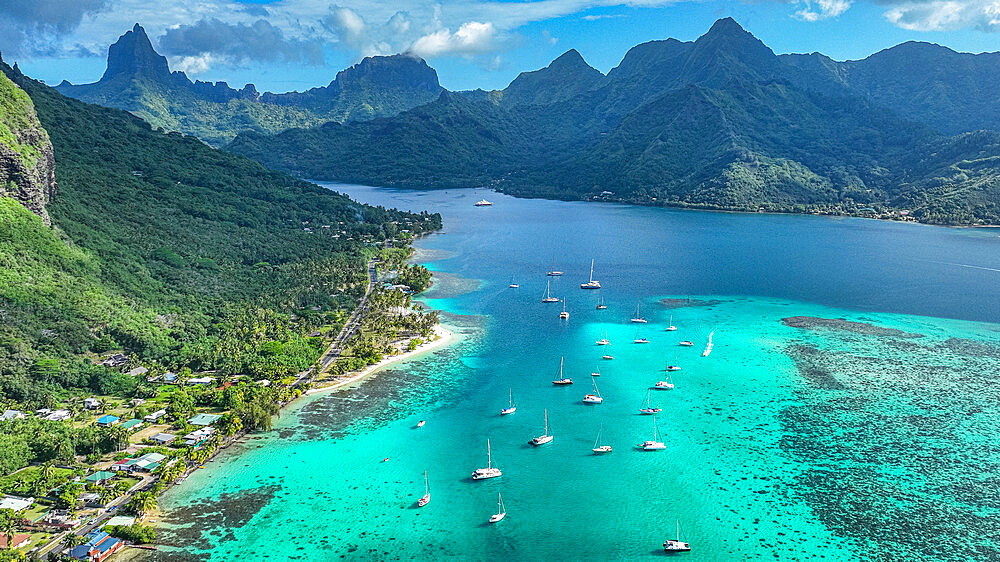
[228,19,1000,225]
[0,60,440,405]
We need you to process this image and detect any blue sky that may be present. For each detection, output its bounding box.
[4,0,1000,93]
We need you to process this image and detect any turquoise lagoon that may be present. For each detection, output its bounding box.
[149,186,1000,561]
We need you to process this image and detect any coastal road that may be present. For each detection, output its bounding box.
[309,258,379,379]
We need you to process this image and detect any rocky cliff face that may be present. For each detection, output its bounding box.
[0,61,56,225]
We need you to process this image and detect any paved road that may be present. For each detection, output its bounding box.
[313,258,379,376]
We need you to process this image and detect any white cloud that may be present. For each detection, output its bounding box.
[542,29,559,44]
[581,13,627,20]
[172,53,216,74]
[883,0,1000,32]
[408,21,501,57]
[794,0,853,21]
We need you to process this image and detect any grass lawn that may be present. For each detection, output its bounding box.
[0,466,76,496]
[22,502,49,522]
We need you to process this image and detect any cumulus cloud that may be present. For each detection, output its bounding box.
[158,18,324,70]
[794,0,853,21]
[882,0,1000,32]
[408,21,503,57]
[0,0,111,57]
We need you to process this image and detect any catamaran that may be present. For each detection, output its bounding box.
[580,259,601,289]
[417,470,431,507]
[529,409,554,445]
[596,296,607,310]
[472,439,502,480]
[639,390,662,414]
[583,377,604,404]
[552,357,573,385]
[666,315,677,331]
[630,304,648,323]
[546,259,563,276]
[542,279,559,303]
[559,299,570,319]
[592,424,612,454]
[637,417,666,450]
[500,388,516,415]
[489,493,506,524]
[663,520,691,552]
[654,374,675,390]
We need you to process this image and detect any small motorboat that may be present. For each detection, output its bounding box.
[602,355,614,360]
[474,199,493,206]
[634,338,649,344]
[416,420,426,427]
[679,341,694,347]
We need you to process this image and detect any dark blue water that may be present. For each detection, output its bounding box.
[336,184,1000,323]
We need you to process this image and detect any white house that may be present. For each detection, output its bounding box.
[144,409,166,422]
[44,410,71,421]
[0,496,34,512]
[84,398,100,410]
[1,409,25,420]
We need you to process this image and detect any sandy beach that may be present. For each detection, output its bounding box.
[305,323,455,396]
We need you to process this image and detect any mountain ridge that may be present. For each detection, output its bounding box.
[55,24,443,145]
[227,18,1000,225]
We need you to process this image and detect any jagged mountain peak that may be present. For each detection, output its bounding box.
[503,48,602,105]
[101,23,170,81]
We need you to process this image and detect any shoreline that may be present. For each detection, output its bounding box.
[305,323,455,396]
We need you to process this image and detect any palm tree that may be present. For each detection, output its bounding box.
[128,491,157,519]
[98,485,117,506]
[108,425,129,452]
[0,508,16,549]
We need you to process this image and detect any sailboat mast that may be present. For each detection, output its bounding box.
[544,409,549,435]
[487,439,492,468]
[589,259,594,282]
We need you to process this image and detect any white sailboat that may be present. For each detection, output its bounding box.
[541,279,559,303]
[583,376,604,404]
[666,315,677,331]
[596,329,610,346]
[559,298,570,319]
[639,390,662,414]
[489,493,506,523]
[637,417,666,450]
[596,296,607,310]
[592,424,612,454]
[500,388,516,415]
[546,259,563,276]
[666,357,682,371]
[508,276,519,289]
[663,520,691,552]
[654,374,675,390]
[472,439,502,480]
[630,304,647,323]
[580,259,601,289]
[552,357,573,385]
[591,366,601,377]
[634,326,649,344]
[529,409,554,445]
[417,470,431,507]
